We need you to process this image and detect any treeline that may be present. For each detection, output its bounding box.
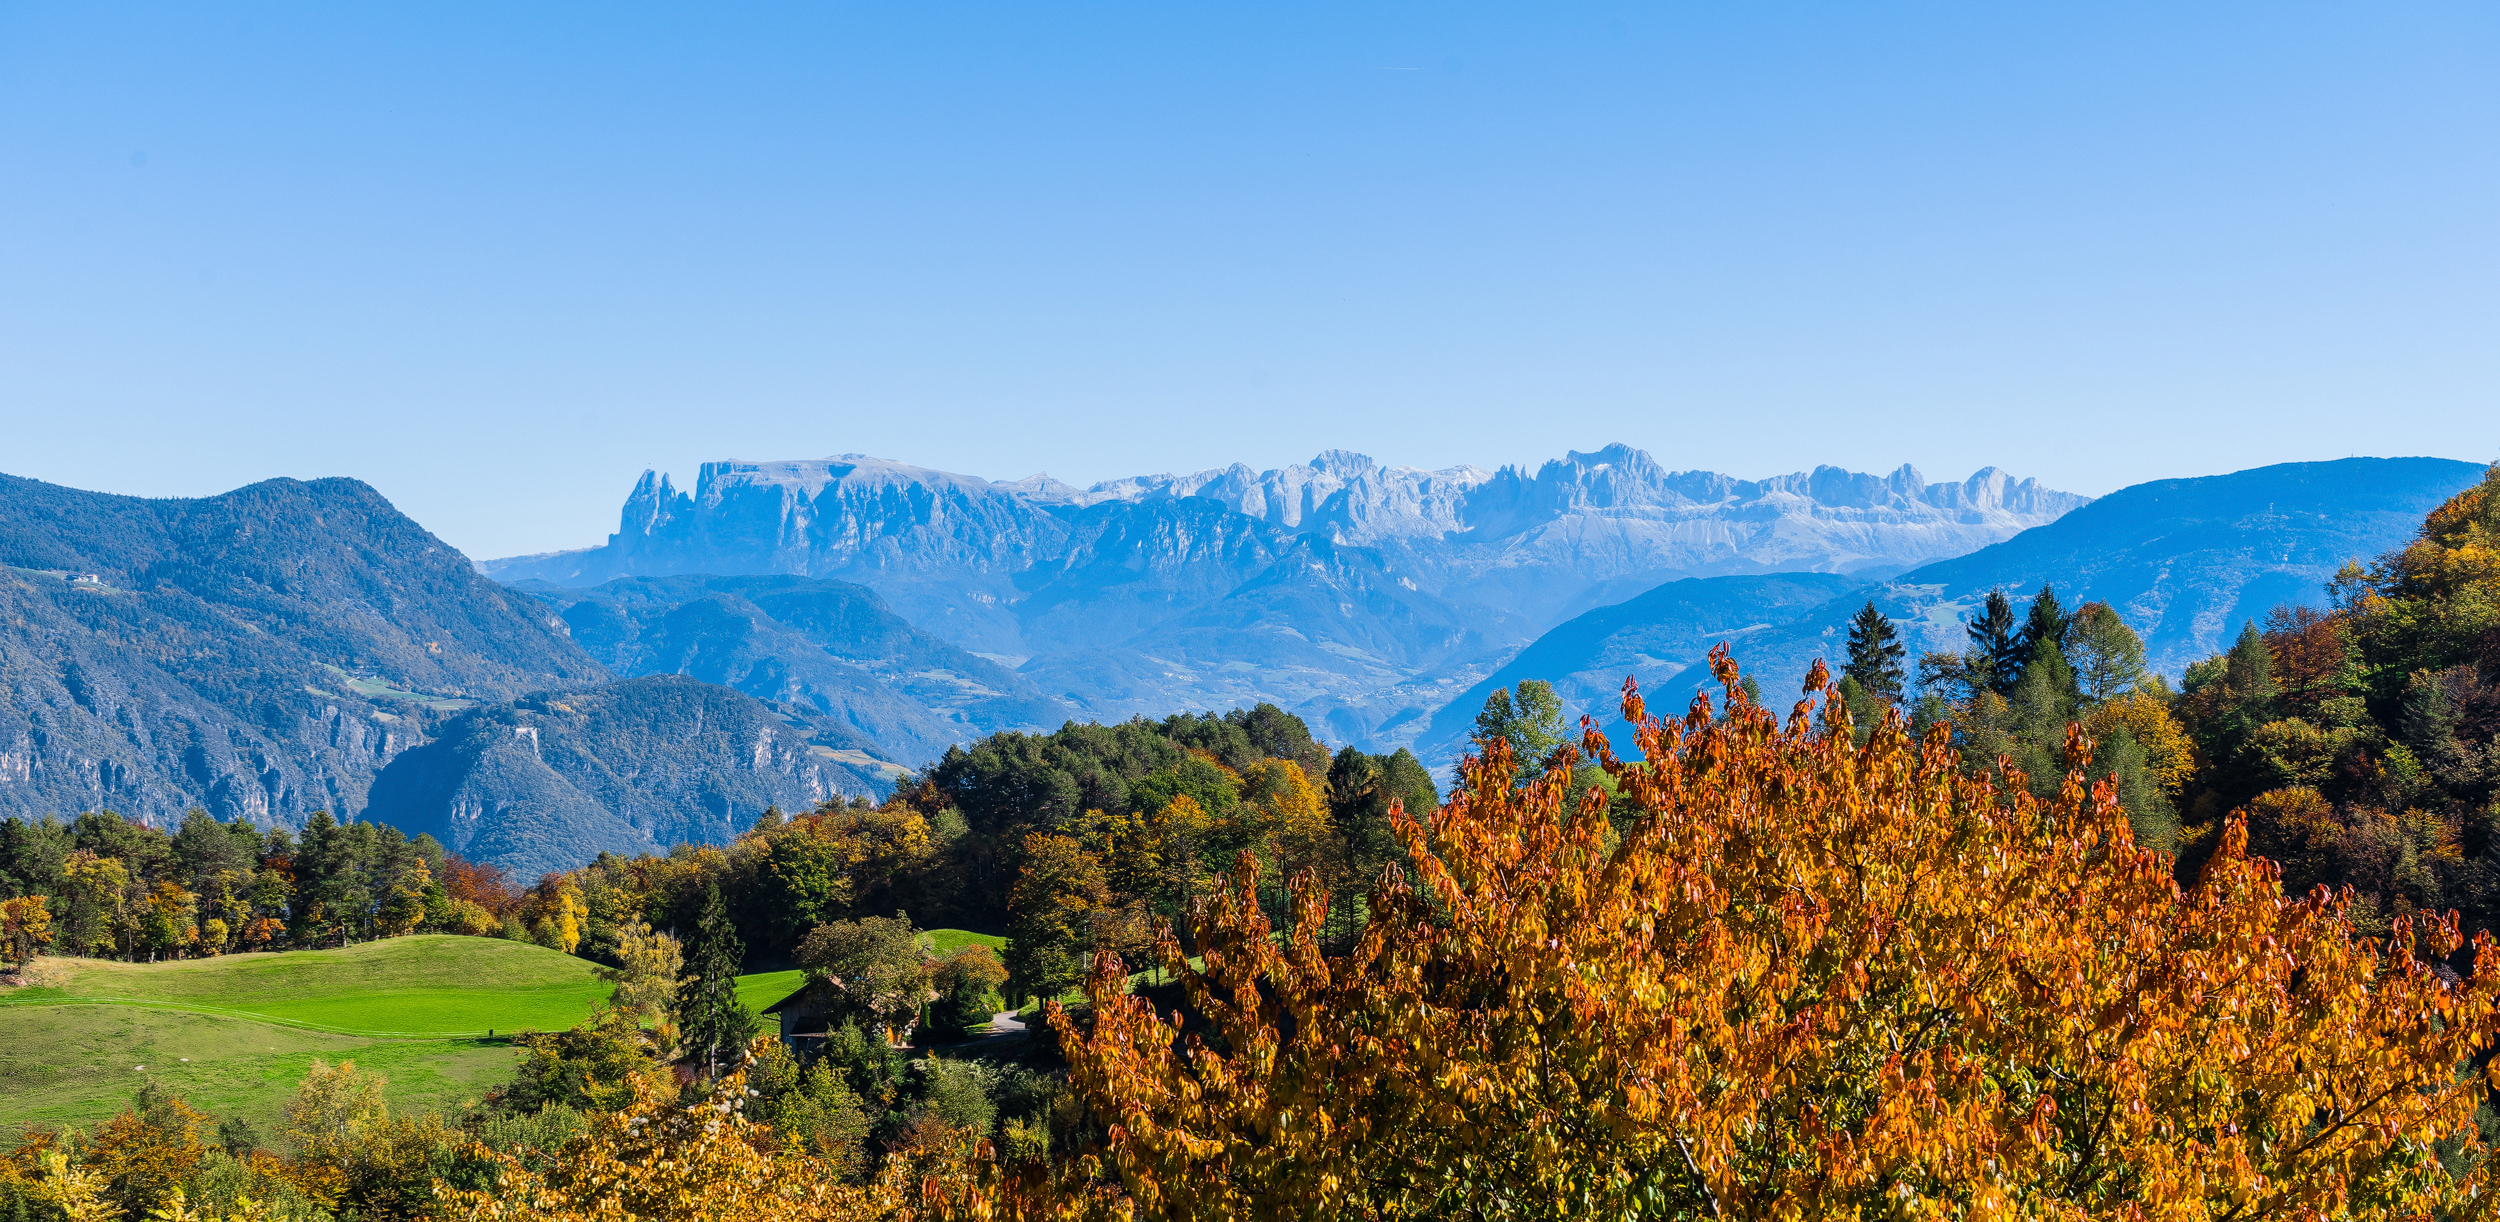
[2159,465,2500,936]
[1788,463,2500,950]
[0,808,563,962]
[522,705,1435,1002]
[0,703,1434,998]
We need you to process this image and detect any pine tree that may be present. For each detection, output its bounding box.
[674,881,751,1082]
[1966,590,2024,696]
[1842,601,1906,702]
[2018,583,2070,661]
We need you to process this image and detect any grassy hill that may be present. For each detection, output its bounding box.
[0,1006,515,1138]
[0,937,619,1134]
[0,933,1017,1134]
[0,936,610,1037]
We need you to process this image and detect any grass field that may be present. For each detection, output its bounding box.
[1,932,1021,1133]
[736,969,805,1015]
[3,937,776,1133]
[924,928,1006,957]
[0,1005,515,1135]
[0,936,611,1037]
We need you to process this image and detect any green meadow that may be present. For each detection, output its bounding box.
[0,1005,515,1136]
[1,936,761,1133]
[0,936,613,1038]
[0,931,1019,1133]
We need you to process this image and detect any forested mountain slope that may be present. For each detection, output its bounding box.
[1410,573,1859,762]
[360,675,868,879]
[1454,458,2487,755]
[518,574,1071,769]
[0,474,603,827]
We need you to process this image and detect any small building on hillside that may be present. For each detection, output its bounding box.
[762,978,845,1048]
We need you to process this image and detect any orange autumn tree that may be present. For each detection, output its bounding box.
[1045,647,2500,1220]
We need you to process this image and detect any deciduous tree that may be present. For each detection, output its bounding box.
[1468,680,1566,774]
[796,914,932,1040]
[1003,832,1110,1006]
[0,894,50,966]
[2065,600,2149,702]
[598,917,683,1038]
[1046,647,2500,1220]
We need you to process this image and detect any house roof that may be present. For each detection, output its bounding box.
[761,976,840,1015]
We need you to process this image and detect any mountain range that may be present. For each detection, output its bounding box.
[485,447,2087,746]
[3,448,2477,879]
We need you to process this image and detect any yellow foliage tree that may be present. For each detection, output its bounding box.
[437,1037,991,1222]
[82,1086,209,1217]
[1236,758,1332,884]
[59,850,129,956]
[1044,648,2500,1219]
[0,894,51,966]
[600,916,685,1039]
[520,875,587,954]
[2081,686,2196,795]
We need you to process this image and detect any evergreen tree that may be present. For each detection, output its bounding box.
[1834,674,1885,745]
[1966,590,2024,696]
[2017,583,2071,662]
[1842,601,1907,702]
[2093,726,2175,853]
[2224,619,2276,703]
[674,880,752,1082]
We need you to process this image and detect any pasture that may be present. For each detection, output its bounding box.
[0,936,614,1132]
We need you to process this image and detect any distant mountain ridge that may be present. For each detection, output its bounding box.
[0,473,908,878]
[492,449,2083,609]
[482,447,2085,742]
[361,675,856,879]
[1411,457,2490,769]
[0,474,603,827]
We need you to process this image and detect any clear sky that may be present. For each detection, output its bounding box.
[3,2,2494,561]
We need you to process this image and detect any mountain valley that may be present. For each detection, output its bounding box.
[1,449,2481,875]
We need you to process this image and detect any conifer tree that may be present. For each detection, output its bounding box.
[1966,589,2024,696]
[2066,601,2148,702]
[2018,582,2070,660]
[1841,601,1906,701]
[674,881,752,1082]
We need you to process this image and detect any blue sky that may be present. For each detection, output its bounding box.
[2,2,2493,560]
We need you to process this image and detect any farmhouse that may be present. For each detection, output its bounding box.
[761,976,916,1048]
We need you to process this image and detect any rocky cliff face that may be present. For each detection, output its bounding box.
[481,446,2085,750]
[487,446,2083,640]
